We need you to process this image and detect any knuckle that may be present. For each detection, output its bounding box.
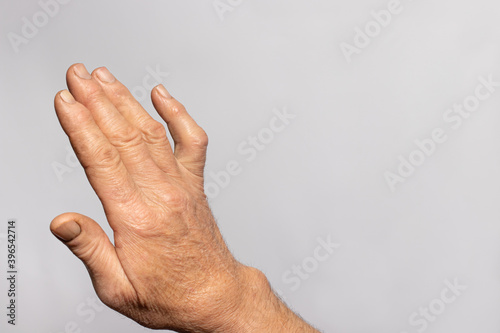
[73,238,103,269]
[113,126,143,148]
[112,84,131,99]
[190,129,209,149]
[91,145,121,168]
[143,120,168,144]
[112,86,140,108]
[170,103,186,117]
[84,85,106,104]
[166,191,190,212]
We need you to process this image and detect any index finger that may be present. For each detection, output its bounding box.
[55,90,138,207]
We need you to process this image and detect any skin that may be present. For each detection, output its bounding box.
[50,64,320,333]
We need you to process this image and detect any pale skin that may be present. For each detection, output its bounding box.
[50,64,320,333]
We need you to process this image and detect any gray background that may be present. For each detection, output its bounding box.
[2,0,500,332]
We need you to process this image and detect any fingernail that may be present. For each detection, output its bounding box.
[96,67,115,83]
[52,221,81,241]
[60,90,76,104]
[74,64,92,80]
[157,84,172,99]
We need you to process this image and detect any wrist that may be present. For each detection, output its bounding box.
[216,265,320,332]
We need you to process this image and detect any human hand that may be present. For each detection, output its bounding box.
[50,64,319,332]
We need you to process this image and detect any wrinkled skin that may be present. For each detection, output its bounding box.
[50,64,319,333]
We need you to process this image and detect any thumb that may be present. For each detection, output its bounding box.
[50,212,135,306]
